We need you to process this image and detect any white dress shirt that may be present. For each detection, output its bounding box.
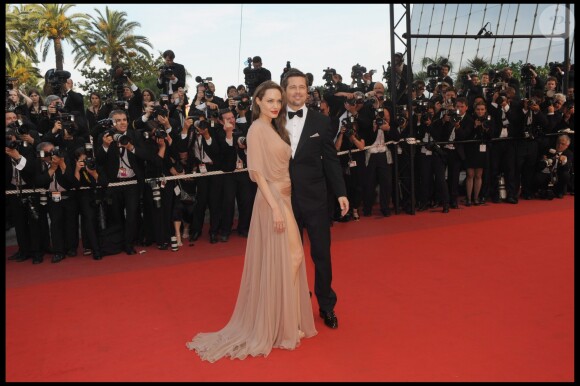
[286,106,307,158]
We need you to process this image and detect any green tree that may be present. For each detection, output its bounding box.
[5,53,42,91]
[71,6,153,70]
[5,4,38,65]
[26,4,89,71]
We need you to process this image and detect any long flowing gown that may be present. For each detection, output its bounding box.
[186,120,317,362]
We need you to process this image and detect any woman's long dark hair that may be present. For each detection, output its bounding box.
[251,81,289,145]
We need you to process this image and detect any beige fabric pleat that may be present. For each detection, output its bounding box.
[186,120,317,362]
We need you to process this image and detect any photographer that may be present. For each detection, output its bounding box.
[72,145,108,260]
[464,102,494,205]
[216,109,252,241]
[488,88,519,203]
[535,134,573,199]
[502,67,521,101]
[335,95,368,221]
[115,73,143,123]
[243,56,271,96]
[63,78,85,115]
[96,109,148,255]
[6,110,40,151]
[157,50,187,96]
[189,114,223,244]
[42,95,88,159]
[442,96,473,208]
[6,129,44,264]
[143,119,179,251]
[34,141,78,263]
[86,92,112,138]
[416,104,450,213]
[227,90,252,122]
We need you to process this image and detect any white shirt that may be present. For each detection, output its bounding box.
[286,106,307,158]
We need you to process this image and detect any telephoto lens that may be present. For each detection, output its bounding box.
[171,236,179,252]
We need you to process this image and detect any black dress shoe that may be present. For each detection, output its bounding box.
[491,197,501,203]
[237,230,248,238]
[66,249,78,257]
[32,255,44,264]
[380,209,391,217]
[417,204,428,212]
[220,234,229,242]
[465,200,472,207]
[157,242,169,250]
[209,233,218,244]
[556,193,564,199]
[191,231,201,241]
[51,254,65,264]
[125,247,137,255]
[83,248,93,256]
[319,310,338,329]
[93,252,103,260]
[16,253,30,262]
[442,206,450,213]
[450,201,459,209]
[8,251,21,260]
[505,197,518,204]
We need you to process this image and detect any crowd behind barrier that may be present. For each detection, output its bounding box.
[5,56,575,263]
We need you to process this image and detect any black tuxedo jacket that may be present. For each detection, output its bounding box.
[64,90,85,114]
[289,108,346,216]
[157,62,186,94]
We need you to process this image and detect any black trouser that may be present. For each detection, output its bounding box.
[418,152,449,206]
[394,148,413,210]
[535,170,571,195]
[344,152,366,213]
[47,193,79,255]
[293,207,337,314]
[364,152,392,214]
[78,190,101,254]
[108,183,140,250]
[444,148,463,204]
[191,173,223,236]
[220,172,252,236]
[515,140,539,197]
[490,141,517,199]
[8,193,42,258]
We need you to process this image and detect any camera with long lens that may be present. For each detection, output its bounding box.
[521,63,536,82]
[160,65,175,79]
[150,180,162,208]
[110,66,131,100]
[97,118,115,129]
[154,128,168,140]
[374,107,386,126]
[84,143,96,170]
[44,69,71,97]
[6,130,22,149]
[322,67,337,94]
[232,93,251,110]
[38,146,67,158]
[59,113,77,134]
[474,114,492,130]
[346,91,365,106]
[425,140,445,156]
[396,105,408,127]
[350,63,367,89]
[195,119,210,131]
[427,64,442,78]
[341,116,357,138]
[113,133,131,146]
[151,105,168,120]
[195,76,214,99]
[447,109,461,123]
[413,99,429,114]
[488,69,503,83]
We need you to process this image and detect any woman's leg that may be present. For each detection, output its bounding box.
[474,168,484,203]
[466,168,475,202]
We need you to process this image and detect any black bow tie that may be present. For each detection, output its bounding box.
[288,109,303,119]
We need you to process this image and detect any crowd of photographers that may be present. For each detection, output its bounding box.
[5,51,574,265]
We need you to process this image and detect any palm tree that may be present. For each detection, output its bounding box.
[420,55,454,72]
[5,4,38,65]
[466,55,489,74]
[6,53,42,88]
[26,4,89,70]
[71,6,153,69]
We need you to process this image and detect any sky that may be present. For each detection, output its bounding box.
[35,4,409,99]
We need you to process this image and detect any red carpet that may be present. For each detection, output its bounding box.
[5,197,574,381]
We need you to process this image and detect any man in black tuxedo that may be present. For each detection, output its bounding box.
[63,78,85,115]
[157,50,187,96]
[282,68,349,329]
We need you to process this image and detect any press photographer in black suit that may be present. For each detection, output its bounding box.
[6,130,44,264]
[244,56,271,96]
[216,109,252,241]
[157,50,187,96]
[535,134,574,199]
[96,109,148,255]
[34,142,78,263]
[63,78,85,116]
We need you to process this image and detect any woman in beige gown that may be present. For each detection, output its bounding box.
[186,81,317,362]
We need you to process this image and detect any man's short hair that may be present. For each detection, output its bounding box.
[252,56,262,63]
[281,68,308,90]
[163,50,176,60]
